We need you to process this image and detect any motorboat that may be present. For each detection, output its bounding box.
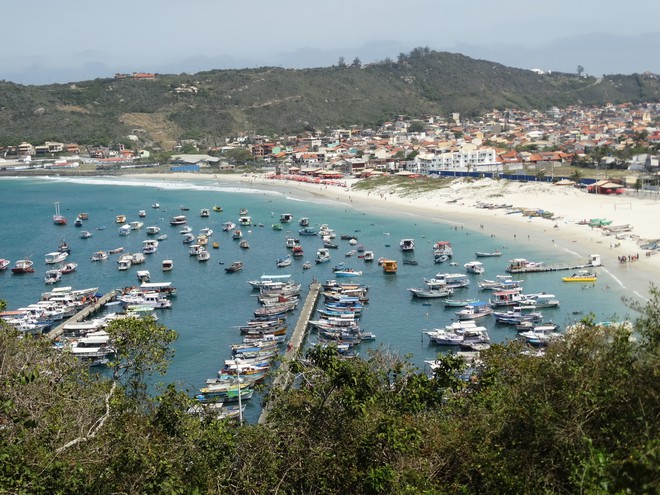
[455,302,493,320]
[213,205,223,212]
[276,255,292,268]
[131,253,146,265]
[58,241,70,254]
[562,271,597,283]
[45,251,68,264]
[299,227,318,236]
[53,202,67,225]
[239,216,252,226]
[74,217,83,227]
[169,215,187,226]
[109,247,124,254]
[80,231,93,239]
[146,226,161,235]
[381,259,397,273]
[232,230,243,240]
[157,234,168,241]
[302,261,312,270]
[409,279,453,298]
[225,261,244,273]
[212,242,220,249]
[117,255,132,270]
[200,208,210,217]
[118,224,132,236]
[0,258,10,270]
[152,203,160,209]
[197,250,211,262]
[475,250,502,257]
[464,261,485,274]
[189,244,205,256]
[142,239,159,254]
[197,235,209,246]
[399,239,414,251]
[90,251,108,262]
[299,217,310,226]
[60,262,78,274]
[222,221,236,231]
[182,233,195,244]
[285,237,299,249]
[363,251,374,262]
[433,273,470,289]
[44,269,62,285]
[279,213,293,223]
[129,221,144,230]
[136,270,151,283]
[138,210,147,218]
[239,240,250,249]
[179,226,193,234]
[120,291,172,309]
[292,245,303,257]
[115,214,126,224]
[162,259,174,271]
[200,227,213,237]
[272,223,283,231]
[315,248,331,264]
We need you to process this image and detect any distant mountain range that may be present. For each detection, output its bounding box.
[1,50,659,150]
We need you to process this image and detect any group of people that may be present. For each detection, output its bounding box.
[618,254,639,264]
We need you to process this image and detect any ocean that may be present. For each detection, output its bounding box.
[0,176,637,422]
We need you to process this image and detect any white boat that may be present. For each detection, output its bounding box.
[197,250,211,262]
[146,226,161,235]
[222,221,236,231]
[455,302,493,320]
[120,291,172,309]
[79,231,93,239]
[45,251,68,264]
[179,226,193,234]
[239,216,252,226]
[44,269,62,285]
[117,256,132,271]
[169,215,187,226]
[0,258,10,270]
[279,213,293,223]
[131,253,146,265]
[118,224,132,236]
[232,230,243,239]
[162,259,174,272]
[464,261,485,274]
[400,238,415,251]
[362,251,375,262]
[302,261,312,270]
[432,273,470,289]
[136,270,151,283]
[142,239,159,254]
[334,269,362,278]
[182,233,195,244]
[200,208,210,217]
[425,329,464,345]
[138,209,147,218]
[60,262,77,274]
[276,255,292,268]
[247,274,293,290]
[90,251,108,262]
[129,221,144,230]
[200,227,213,237]
[518,293,560,309]
[152,203,160,209]
[189,244,205,256]
[409,280,453,298]
[315,248,331,263]
[157,234,168,241]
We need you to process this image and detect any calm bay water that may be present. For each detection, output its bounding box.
[0,176,636,422]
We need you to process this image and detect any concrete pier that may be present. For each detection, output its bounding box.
[258,282,321,424]
[46,290,117,340]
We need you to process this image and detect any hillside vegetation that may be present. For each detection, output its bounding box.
[1,50,660,148]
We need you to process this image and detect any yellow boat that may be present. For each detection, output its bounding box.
[213,206,223,212]
[562,271,597,283]
[381,259,398,273]
[212,242,219,249]
[115,214,126,224]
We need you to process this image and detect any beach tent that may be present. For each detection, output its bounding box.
[554,179,576,186]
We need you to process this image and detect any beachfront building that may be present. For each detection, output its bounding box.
[414,145,499,175]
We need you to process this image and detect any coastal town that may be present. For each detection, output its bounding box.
[1,102,659,188]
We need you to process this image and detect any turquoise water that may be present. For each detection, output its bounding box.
[0,177,636,422]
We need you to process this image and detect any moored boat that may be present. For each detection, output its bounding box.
[53,202,67,225]
[562,271,597,283]
[12,259,35,274]
[45,251,69,264]
[225,261,244,273]
[475,250,502,257]
[162,259,174,272]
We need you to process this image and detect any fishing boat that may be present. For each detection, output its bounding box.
[52,202,67,225]
[162,259,174,272]
[443,298,477,307]
[399,239,415,251]
[562,271,597,283]
[475,250,502,257]
[44,270,62,285]
[12,259,34,274]
[299,227,318,236]
[381,259,397,273]
[45,251,68,264]
[292,245,303,257]
[117,255,132,270]
[408,278,453,298]
[225,261,244,273]
[455,302,493,320]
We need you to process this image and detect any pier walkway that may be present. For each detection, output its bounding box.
[46,290,117,340]
[258,281,321,424]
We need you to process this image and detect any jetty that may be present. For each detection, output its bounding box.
[506,254,601,274]
[46,290,117,340]
[259,281,321,424]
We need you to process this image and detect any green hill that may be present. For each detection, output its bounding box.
[1,49,659,149]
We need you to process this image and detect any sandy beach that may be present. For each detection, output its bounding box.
[129,172,660,303]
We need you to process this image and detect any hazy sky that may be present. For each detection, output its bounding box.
[2,0,659,85]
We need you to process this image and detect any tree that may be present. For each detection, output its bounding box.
[337,56,347,68]
[577,65,585,77]
[352,57,362,68]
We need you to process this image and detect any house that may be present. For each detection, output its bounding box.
[587,180,624,195]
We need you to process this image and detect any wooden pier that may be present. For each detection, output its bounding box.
[258,282,321,424]
[46,290,117,340]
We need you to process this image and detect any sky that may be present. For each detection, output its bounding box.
[2,0,659,85]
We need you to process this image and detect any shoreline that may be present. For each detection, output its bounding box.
[44,171,660,303]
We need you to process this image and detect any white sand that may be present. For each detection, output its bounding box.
[129,172,660,302]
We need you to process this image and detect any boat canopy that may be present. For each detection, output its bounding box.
[140,282,173,290]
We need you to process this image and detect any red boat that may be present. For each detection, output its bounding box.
[11,259,34,274]
[53,202,67,225]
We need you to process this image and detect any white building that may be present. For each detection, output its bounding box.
[414,147,499,175]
